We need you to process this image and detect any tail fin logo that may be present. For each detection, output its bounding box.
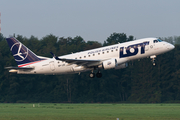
[10,42,28,62]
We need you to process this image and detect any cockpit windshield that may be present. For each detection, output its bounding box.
[153,39,162,43]
[157,39,162,42]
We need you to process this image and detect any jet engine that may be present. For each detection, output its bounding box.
[102,58,117,70]
[115,63,128,69]
[98,58,128,70]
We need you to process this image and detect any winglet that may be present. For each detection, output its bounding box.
[50,52,61,60]
[50,52,55,57]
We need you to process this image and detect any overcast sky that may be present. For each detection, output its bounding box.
[1,0,180,42]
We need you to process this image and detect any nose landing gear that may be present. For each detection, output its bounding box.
[150,55,156,66]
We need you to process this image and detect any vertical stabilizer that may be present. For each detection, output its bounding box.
[6,37,42,66]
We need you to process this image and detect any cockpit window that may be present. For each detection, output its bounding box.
[153,39,162,43]
[153,40,158,43]
[157,39,162,42]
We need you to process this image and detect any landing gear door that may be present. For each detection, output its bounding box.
[49,61,55,71]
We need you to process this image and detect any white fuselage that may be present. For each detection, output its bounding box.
[17,38,174,75]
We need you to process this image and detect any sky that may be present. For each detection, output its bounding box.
[0,0,180,43]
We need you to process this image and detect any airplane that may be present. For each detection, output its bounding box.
[5,37,174,78]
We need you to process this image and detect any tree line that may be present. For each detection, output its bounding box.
[0,33,180,103]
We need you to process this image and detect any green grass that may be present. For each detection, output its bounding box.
[0,103,180,120]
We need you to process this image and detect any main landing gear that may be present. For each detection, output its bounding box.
[96,71,102,78]
[150,55,156,66]
[89,70,102,78]
[89,72,95,78]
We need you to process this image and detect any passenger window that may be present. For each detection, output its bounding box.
[88,55,90,57]
[102,52,104,54]
[84,56,86,58]
[93,54,95,56]
[80,57,81,59]
[98,53,100,55]
[107,51,109,53]
[111,50,113,52]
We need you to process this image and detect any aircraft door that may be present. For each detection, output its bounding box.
[49,61,55,71]
[144,41,149,51]
[153,40,158,46]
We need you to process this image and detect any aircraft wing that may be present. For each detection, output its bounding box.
[57,58,102,67]
[50,52,103,67]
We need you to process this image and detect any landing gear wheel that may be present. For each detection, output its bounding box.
[89,73,95,78]
[152,58,156,66]
[96,72,102,78]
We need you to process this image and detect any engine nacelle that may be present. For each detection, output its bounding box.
[116,58,128,65]
[102,58,117,70]
[115,63,128,69]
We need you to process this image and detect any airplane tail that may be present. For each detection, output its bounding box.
[6,37,43,67]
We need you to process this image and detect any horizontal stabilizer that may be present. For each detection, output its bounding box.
[5,66,34,70]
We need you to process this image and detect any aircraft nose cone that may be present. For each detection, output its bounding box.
[171,44,175,49]
[167,43,175,50]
